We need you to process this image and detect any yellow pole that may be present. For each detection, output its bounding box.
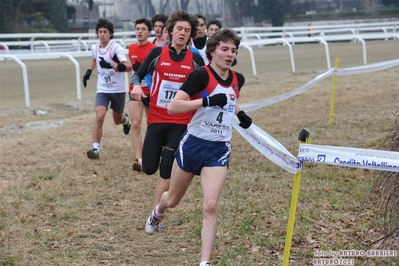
[329,58,340,123]
[282,129,310,266]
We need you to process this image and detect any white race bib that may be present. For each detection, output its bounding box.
[157,80,182,108]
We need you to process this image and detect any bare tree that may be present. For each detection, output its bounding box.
[195,0,203,14]
[180,0,190,10]
[368,110,399,249]
[363,0,383,12]
[137,0,153,17]
[73,0,94,10]
[207,0,221,15]
[158,0,170,14]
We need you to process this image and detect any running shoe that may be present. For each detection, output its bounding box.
[87,148,99,159]
[132,159,142,172]
[123,114,131,135]
[145,209,163,235]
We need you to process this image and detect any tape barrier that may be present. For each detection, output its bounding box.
[240,69,335,113]
[233,118,301,174]
[298,143,399,172]
[234,59,399,173]
[336,59,399,76]
[240,59,399,114]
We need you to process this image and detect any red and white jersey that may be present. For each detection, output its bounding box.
[148,46,194,125]
[91,41,127,93]
[187,66,240,142]
[128,41,155,94]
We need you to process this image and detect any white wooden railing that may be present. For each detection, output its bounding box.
[0,31,137,52]
[1,21,397,53]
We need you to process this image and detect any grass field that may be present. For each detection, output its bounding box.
[0,40,399,265]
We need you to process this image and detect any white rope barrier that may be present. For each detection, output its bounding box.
[336,59,399,76]
[240,58,399,114]
[240,68,335,113]
[233,118,301,174]
[235,59,399,175]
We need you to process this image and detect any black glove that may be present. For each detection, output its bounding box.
[83,69,92,88]
[237,110,252,129]
[202,93,227,108]
[117,63,126,72]
[99,56,112,69]
[132,61,141,71]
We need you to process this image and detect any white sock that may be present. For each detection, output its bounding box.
[199,261,210,266]
[93,143,100,151]
[138,158,142,163]
[155,205,164,217]
[123,114,129,125]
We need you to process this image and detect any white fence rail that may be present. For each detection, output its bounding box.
[0,52,88,108]
[1,21,399,108]
[0,31,137,53]
[232,21,398,41]
[1,21,398,53]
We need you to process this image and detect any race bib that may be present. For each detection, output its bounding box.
[157,80,182,108]
[100,69,116,87]
[200,106,234,137]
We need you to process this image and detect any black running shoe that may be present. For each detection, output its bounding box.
[123,114,131,135]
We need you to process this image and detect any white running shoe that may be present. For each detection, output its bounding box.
[145,210,163,235]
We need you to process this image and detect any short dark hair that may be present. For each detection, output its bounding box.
[206,28,240,61]
[96,18,114,39]
[165,10,198,40]
[151,14,168,26]
[195,14,206,25]
[135,18,152,32]
[206,19,222,31]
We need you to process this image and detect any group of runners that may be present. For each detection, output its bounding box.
[82,10,252,266]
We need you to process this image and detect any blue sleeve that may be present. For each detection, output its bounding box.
[144,72,153,90]
[189,46,200,55]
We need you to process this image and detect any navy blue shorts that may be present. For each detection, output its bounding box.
[175,131,231,176]
[95,92,126,113]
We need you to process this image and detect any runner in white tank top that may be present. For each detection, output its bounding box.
[82,19,131,160]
